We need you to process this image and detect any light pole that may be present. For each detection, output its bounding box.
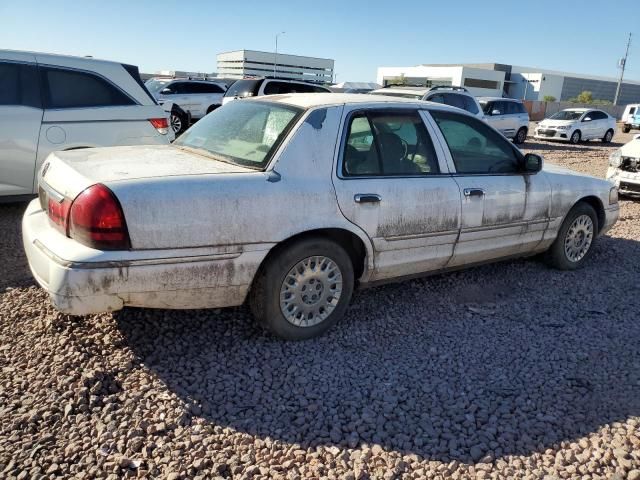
[274,31,285,77]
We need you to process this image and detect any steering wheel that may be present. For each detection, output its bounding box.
[399,138,409,160]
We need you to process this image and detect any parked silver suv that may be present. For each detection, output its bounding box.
[146,78,227,123]
[422,86,485,120]
[479,97,530,144]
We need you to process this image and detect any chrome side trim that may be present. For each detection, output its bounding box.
[385,229,459,242]
[33,239,241,269]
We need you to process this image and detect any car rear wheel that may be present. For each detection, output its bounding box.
[569,130,581,144]
[249,238,354,340]
[206,105,219,115]
[622,125,631,134]
[170,113,185,135]
[602,129,614,143]
[514,127,527,144]
[545,202,598,270]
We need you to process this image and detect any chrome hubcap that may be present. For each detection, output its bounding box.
[606,131,612,141]
[564,214,594,262]
[170,114,182,133]
[518,130,526,142]
[572,132,579,143]
[279,256,343,327]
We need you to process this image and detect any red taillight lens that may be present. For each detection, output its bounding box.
[68,184,130,250]
[47,197,72,232]
[149,117,169,135]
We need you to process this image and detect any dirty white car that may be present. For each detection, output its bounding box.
[607,134,640,196]
[23,94,619,340]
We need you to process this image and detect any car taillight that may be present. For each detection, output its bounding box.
[47,197,72,232]
[149,117,169,135]
[68,184,130,250]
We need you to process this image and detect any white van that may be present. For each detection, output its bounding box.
[0,50,172,200]
[621,104,640,133]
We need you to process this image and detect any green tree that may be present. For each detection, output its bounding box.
[569,91,594,104]
[543,95,557,102]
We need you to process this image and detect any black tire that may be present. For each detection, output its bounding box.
[545,202,598,270]
[602,129,614,143]
[206,105,219,115]
[622,126,631,134]
[249,238,354,340]
[514,127,527,145]
[569,130,581,144]
[170,113,187,135]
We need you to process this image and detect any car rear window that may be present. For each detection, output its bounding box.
[223,79,262,98]
[175,100,302,169]
[41,67,136,109]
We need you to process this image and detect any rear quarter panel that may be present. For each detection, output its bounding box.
[107,105,373,265]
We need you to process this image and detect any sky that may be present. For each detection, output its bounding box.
[1,0,639,83]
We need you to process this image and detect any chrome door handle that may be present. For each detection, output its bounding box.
[463,188,485,197]
[354,193,381,203]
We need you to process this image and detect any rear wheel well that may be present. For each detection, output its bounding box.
[577,196,605,233]
[258,229,367,281]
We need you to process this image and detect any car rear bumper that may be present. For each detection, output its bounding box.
[22,200,268,315]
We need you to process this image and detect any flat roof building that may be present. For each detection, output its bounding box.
[217,49,334,84]
[377,63,640,105]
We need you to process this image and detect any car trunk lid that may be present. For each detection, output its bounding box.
[39,144,256,201]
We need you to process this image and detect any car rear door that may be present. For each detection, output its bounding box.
[0,58,43,196]
[332,106,461,281]
[428,109,550,266]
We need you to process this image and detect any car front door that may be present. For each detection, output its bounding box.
[333,107,461,281]
[427,109,550,266]
[0,59,43,196]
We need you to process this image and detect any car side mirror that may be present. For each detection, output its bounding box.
[583,117,592,122]
[160,88,173,95]
[523,153,543,173]
[491,109,501,116]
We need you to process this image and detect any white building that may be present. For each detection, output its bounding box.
[377,63,640,105]
[376,64,505,97]
[217,50,334,84]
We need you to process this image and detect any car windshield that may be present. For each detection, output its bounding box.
[370,91,423,99]
[549,110,584,121]
[145,79,171,94]
[175,100,302,169]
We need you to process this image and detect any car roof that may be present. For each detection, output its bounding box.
[371,88,428,95]
[478,97,521,102]
[563,108,591,112]
[0,48,125,67]
[249,92,467,113]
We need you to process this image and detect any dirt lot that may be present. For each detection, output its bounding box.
[1,131,639,479]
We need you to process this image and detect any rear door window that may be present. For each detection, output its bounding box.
[42,67,135,108]
[0,62,41,108]
[223,79,262,98]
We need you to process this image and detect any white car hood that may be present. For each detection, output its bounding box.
[620,137,640,158]
[41,145,255,200]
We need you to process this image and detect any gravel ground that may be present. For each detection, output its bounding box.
[1,130,639,479]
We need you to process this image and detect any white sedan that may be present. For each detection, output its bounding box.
[534,108,616,144]
[24,94,619,340]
